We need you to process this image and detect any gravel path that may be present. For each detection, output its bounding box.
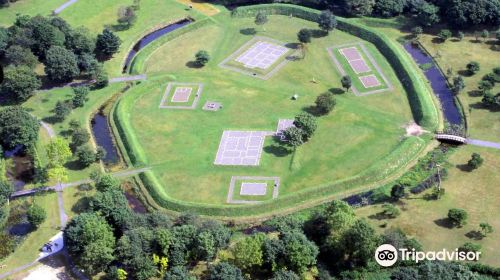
[466,139,500,149]
[109,74,147,83]
[53,0,78,15]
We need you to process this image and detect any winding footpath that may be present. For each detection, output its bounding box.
[466,139,500,149]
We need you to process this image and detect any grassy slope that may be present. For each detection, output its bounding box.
[354,17,500,267]
[0,0,65,27]
[0,193,60,274]
[124,15,416,205]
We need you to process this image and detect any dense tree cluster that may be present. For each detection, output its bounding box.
[0,180,13,229]
[0,15,115,103]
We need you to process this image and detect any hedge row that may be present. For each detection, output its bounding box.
[231,4,438,129]
[137,137,425,217]
[128,17,213,74]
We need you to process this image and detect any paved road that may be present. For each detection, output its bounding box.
[466,139,500,149]
[53,0,78,14]
[109,74,147,83]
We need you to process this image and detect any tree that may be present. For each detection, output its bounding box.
[341,219,380,267]
[478,80,494,94]
[95,29,121,58]
[0,181,13,200]
[117,6,137,28]
[76,145,97,167]
[315,92,336,115]
[95,174,120,192]
[283,127,304,149]
[414,2,440,27]
[411,26,423,39]
[46,137,72,167]
[0,106,40,149]
[45,46,79,83]
[195,50,210,67]
[458,242,481,254]
[27,15,66,58]
[92,62,109,89]
[281,231,318,273]
[208,262,244,280]
[71,127,90,148]
[482,92,500,108]
[0,27,8,54]
[318,10,336,34]
[72,86,89,108]
[27,204,46,228]
[96,146,106,161]
[270,270,300,280]
[255,11,268,28]
[382,203,400,218]
[64,212,116,275]
[438,29,452,42]
[164,266,196,280]
[297,29,312,44]
[448,208,468,227]
[77,53,99,75]
[66,27,95,55]
[467,153,483,170]
[341,75,352,92]
[391,184,406,200]
[293,112,317,141]
[343,0,375,16]
[481,29,489,42]
[374,0,405,17]
[452,75,465,95]
[479,222,494,236]
[90,189,130,229]
[457,31,465,41]
[466,61,480,75]
[5,45,39,68]
[0,66,41,102]
[232,234,265,271]
[54,101,73,121]
[47,165,69,184]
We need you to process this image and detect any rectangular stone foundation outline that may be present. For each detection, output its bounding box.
[159,82,203,109]
[227,176,280,204]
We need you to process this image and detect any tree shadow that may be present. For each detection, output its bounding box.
[302,105,323,117]
[434,218,454,229]
[263,144,291,157]
[9,222,33,236]
[465,230,484,240]
[64,160,85,171]
[457,69,472,77]
[110,23,132,32]
[329,88,345,95]
[431,37,445,44]
[285,42,300,49]
[71,196,92,214]
[468,39,481,44]
[185,61,202,68]
[456,163,472,172]
[467,90,483,97]
[240,28,256,36]
[310,29,327,38]
[42,116,61,125]
[368,212,392,221]
[450,38,461,43]
[470,102,500,112]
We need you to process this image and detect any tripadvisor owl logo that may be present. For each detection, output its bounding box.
[374,244,482,267]
[375,244,398,267]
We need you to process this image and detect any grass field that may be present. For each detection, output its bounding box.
[0,0,65,27]
[117,14,421,206]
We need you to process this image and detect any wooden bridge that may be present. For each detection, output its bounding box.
[435,133,467,144]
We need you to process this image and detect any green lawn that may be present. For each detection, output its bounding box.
[0,0,65,27]
[117,15,420,206]
[0,192,60,275]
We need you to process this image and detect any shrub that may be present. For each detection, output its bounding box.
[466,61,480,75]
[27,204,47,228]
[467,153,483,170]
[448,208,468,227]
[297,28,312,43]
[195,50,210,66]
[315,92,336,115]
[76,145,97,167]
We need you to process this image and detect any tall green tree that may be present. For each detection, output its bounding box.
[46,137,72,167]
[452,75,465,95]
[27,204,46,228]
[254,11,268,31]
[318,10,336,34]
[0,65,41,102]
[66,27,95,55]
[343,0,375,16]
[283,127,304,149]
[341,75,352,92]
[208,262,243,280]
[232,233,265,271]
[45,46,79,83]
[281,231,319,273]
[414,2,440,27]
[373,0,405,17]
[293,112,317,141]
[315,92,336,115]
[95,29,121,58]
[0,106,40,149]
[341,219,380,267]
[5,45,39,68]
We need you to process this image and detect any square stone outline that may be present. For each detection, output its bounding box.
[326,42,393,96]
[171,87,193,103]
[159,82,203,109]
[359,74,381,88]
[218,36,297,80]
[227,176,280,204]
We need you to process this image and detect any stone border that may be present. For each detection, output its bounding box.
[227,176,280,204]
[159,82,203,109]
[326,42,393,96]
[218,36,297,80]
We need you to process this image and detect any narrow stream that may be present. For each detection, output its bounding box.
[91,112,119,165]
[122,18,193,73]
[403,43,462,125]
